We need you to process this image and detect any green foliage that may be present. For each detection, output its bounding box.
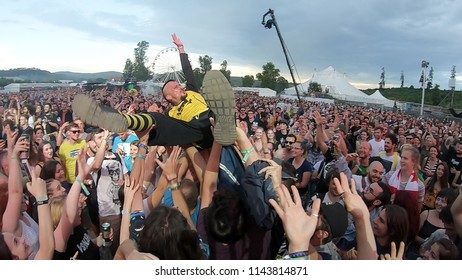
[220,60,231,82]
[379,67,385,89]
[131,41,152,81]
[242,75,255,87]
[0,77,15,87]
[193,68,204,88]
[199,55,213,74]
[122,59,134,81]
[362,86,462,108]
[275,76,289,92]
[309,81,322,93]
[256,62,281,90]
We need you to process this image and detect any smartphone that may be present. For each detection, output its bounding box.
[19,133,30,160]
[21,161,32,182]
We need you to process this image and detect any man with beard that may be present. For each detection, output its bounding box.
[351,159,385,193]
[42,103,59,135]
[336,180,391,254]
[378,133,401,173]
[350,142,372,176]
[445,140,462,189]
[87,128,127,255]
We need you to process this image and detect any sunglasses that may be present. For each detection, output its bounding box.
[286,141,295,145]
[70,130,81,134]
[364,186,378,199]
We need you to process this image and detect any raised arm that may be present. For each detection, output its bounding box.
[2,129,26,235]
[201,140,222,209]
[28,169,54,260]
[172,33,197,91]
[156,146,195,230]
[313,111,329,154]
[334,173,377,260]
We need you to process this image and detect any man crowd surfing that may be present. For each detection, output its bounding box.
[1,34,462,260]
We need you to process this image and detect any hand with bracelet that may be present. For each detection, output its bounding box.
[27,169,48,205]
[172,33,185,53]
[269,184,321,254]
[155,145,182,189]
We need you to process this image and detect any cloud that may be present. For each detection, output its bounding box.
[2,0,462,89]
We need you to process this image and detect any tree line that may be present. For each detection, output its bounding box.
[122,41,290,92]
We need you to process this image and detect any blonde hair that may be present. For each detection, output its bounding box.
[50,194,67,229]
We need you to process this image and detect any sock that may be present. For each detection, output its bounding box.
[124,113,154,131]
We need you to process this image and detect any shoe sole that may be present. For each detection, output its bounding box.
[201,70,237,146]
[72,94,128,132]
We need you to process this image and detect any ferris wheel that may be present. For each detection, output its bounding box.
[152,47,185,84]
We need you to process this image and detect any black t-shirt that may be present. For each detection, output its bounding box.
[446,147,462,184]
[275,131,288,145]
[53,225,100,260]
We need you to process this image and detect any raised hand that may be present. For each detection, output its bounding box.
[155,145,182,181]
[380,241,405,260]
[77,147,92,177]
[269,184,320,253]
[332,173,368,219]
[26,165,47,200]
[172,33,183,48]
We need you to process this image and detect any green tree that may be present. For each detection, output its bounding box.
[275,76,289,93]
[242,75,255,87]
[220,60,231,82]
[122,58,134,81]
[193,68,204,88]
[431,84,441,105]
[309,81,322,93]
[426,67,434,90]
[199,55,213,74]
[400,71,404,88]
[379,67,385,89]
[132,41,151,81]
[256,62,280,90]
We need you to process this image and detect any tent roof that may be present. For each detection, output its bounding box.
[283,66,370,101]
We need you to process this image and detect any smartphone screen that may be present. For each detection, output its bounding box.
[21,161,32,182]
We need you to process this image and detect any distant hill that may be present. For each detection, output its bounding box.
[0,68,122,82]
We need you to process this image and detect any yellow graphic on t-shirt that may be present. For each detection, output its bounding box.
[168,91,208,122]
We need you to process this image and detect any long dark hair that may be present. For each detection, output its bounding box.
[427,162,449,192]
[40,159,60,180]
[138,206,203,260]
[384,204,410,246]
[393,191,419,243]
[37,140,53,163]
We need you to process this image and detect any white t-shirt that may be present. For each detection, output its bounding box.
[368,139,385,157]
[88,154,128,217]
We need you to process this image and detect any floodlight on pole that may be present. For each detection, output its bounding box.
[262,8,303,112]
[420,60,429,116]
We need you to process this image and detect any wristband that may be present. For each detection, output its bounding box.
[76,177,90,196]
[10,155,20,160]
[136,153,146,160]
[168,182,180,190]
[36,199,49,206]
[121,209,131,215]
[138,143,149,153]
[240,147,255,164]
[282,250,310,260]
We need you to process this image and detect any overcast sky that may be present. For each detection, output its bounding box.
[1,0,462,89]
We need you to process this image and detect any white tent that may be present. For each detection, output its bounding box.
[283,66,382,104]
[232,87,276,97]
[368,90,396,108]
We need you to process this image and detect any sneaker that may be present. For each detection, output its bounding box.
[201,70,237,146]
[72,94,128,132]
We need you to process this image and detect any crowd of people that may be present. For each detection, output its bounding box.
[1,34,462,261]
